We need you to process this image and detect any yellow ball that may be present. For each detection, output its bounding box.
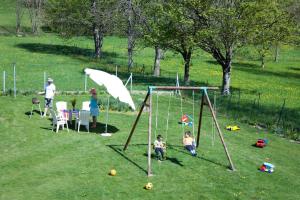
[145,182,153,190]
[110,169,117,176]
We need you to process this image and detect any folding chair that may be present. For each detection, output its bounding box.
[75,110,90,132]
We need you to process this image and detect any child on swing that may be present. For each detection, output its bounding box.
[154,134,166,161]
[183,131,197,156]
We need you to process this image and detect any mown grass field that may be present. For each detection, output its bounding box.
[0,0,300,199]
[0,95,299,200]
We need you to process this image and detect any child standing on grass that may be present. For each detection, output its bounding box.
[183,131,197,156]
[90,88,99,128]
[154,134,166,161]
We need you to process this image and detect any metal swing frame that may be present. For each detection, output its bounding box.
[123,86,236,176]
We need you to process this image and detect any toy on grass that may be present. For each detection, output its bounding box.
[109,169,117,176]
[144,182,153,190]
[255,139,268,148]
[259,162,275,173]
[180,114,193,127]
[226,125,240,131]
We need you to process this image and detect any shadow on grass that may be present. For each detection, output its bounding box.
[142,152,184,167]
[107,144,148,175]
[167,144,228,169]
[83,66,210,89]
[25,110,42,117]
[40,118,119,134]
[16,43,118,59]
[206,60,300,79]
[0,25,32,36]
[288,67,300,71]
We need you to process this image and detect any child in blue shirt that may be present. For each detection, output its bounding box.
[90,88,99,128]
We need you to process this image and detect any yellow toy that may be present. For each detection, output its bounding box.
[226,125,240,131]
[144,182,153,190]
[109,169,117,176]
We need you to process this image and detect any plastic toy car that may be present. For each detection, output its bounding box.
[226,125,240,131]
[255,139,266,148]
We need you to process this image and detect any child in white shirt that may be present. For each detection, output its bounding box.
[153,134,166,161]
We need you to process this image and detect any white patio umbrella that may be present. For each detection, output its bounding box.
[84,68,136,136]
[85,68,135,110]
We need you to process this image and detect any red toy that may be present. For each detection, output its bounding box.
[181,115,189,123]
[255,139,267,148]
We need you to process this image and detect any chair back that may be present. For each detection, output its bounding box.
[82,101,90,111]
[79,110,90,125]
[56,101,67,112]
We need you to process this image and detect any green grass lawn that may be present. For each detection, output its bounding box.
[0,95,299,200]
[0,1,300,199]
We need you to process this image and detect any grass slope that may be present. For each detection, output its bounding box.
[0,95,299,200]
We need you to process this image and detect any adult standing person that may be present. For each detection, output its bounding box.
[43,78,56,117]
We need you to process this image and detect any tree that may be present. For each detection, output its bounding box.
[132,0,164,76]
[45,0,115,58]
[16,0,25,35]
[185,0,295,94]
[25,0,44,34]
[252,0,296,67]
[139,0,200,84]
[115,0,141,71]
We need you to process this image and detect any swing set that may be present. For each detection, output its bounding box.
[123,86,236,176]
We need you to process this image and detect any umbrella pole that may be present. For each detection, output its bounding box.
[105,96,109,133]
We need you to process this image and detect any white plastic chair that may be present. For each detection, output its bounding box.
[56,101,67,113]
[82,101,90,111]
[50,109,69,133]
[56,101,68,119]
[75,110,90,132]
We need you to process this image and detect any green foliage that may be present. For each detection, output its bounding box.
[44,0,116,37]
[45,0,93,37]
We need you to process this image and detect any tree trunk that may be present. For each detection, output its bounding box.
[261,54,265,68]
[27,0,42,35]
[213,47,233,95]
[127,0,134,72]
[181,51,192,85]
[153,46,162,77]
[222,64,231,95]
[92,0,102,58]
[93,25,102,58]
[274,44,279,62]
[16,0,22,35]
[128,35,134,71]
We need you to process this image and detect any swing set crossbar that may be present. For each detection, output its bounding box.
[148,86,218,91]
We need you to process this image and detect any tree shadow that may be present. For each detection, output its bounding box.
[288,67,300,71]
[235,64,300,80]
[16,43,118,59]
[0,25,37,36]
[82,66,210,89]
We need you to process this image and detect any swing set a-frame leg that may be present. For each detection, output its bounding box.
[196,92,205,147]
[204,91,236,171]
[123,91,150,151]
